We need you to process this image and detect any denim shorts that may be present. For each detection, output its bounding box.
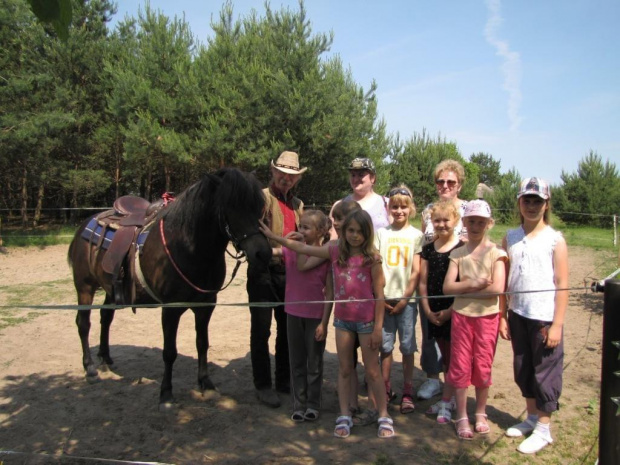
[382,301,417,355]
[333,318,375,334]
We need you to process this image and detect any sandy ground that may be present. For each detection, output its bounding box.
[0,244,607,464]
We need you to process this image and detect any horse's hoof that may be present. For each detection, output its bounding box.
[86,373,100,384]
[190,388,221,402]
[198,378,216,392]
[159,401,178,413]
[99,363,115,373]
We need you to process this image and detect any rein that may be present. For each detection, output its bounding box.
[222,220,262,259]
[159,218,243,294]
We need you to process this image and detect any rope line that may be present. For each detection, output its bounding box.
[0,286,592,311]
[0,450,172,465]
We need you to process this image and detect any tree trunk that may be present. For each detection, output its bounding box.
[164,163,171,193]
[145,167,152,201]
[115,155,121,200]
[20,166,28,227]
[71,165,79,224]
[33,183,44,227]
[1,178,13,217]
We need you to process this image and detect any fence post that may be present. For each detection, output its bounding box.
[599,279,620,465]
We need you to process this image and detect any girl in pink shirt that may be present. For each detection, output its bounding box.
[273,210,331,423]
[260,210,394,439]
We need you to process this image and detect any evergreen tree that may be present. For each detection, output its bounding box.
[194,1,388,204]
[106,4,197,198]
[486,167,521,224]
[554,151,619,227]
[470,152,502,187]
[387,130,477,213]
[1,0,116,224]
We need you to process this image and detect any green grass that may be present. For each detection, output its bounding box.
[558,225,617,250]
[0,225,76,247]
[488,221,617,251]
[0,279,74,331]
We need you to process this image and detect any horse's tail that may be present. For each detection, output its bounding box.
[68,216,90,269]
[67,237,75,269]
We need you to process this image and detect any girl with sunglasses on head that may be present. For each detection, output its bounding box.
[375,185,424,414]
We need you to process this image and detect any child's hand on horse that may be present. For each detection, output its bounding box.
[284,231,304,241]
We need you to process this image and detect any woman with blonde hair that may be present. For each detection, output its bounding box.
[418,159,469,403]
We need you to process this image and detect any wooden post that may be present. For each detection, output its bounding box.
[599,279,620,465]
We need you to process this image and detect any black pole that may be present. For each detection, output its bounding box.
[599,279,620,465]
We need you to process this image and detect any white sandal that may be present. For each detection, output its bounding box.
[334,415,353,438]
[377,416,395,438]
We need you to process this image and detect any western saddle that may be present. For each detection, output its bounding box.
[86,195,170,304]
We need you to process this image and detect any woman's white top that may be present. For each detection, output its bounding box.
[343,192,390,231]
[505,225,562,322]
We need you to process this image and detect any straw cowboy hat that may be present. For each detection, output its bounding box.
[271,151,307,174]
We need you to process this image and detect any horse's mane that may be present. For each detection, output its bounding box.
[213,168,265,218]
[160,168,265,236]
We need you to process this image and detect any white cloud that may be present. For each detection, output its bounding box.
[484,0,523,132]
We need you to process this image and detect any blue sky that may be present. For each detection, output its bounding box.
[109,0,619,185]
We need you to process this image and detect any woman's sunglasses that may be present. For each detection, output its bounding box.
[435,179,458,187]
[387,188,412,198]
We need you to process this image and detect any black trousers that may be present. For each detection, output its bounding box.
[247,267,289,390]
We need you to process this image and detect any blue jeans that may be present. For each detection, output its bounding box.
[382,302,417,355]
[419,308,443,375]
[333,318,375,334]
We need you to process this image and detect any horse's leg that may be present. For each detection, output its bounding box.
[194,305,216,391]
[97,296,116,367]
[76,308,98,381]
[160,306,185,409]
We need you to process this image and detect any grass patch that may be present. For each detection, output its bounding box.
[0,279,74,331]
[488,221,617,251]
[434,411,599,465]
[1,225,76,247]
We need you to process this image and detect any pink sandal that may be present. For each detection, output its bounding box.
[455,417,473,440]
[400,393,415,414]
[475,413,490,434]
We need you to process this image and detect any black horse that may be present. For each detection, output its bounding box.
[68,168,272,408]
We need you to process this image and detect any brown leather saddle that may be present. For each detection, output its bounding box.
[87,195,168,304]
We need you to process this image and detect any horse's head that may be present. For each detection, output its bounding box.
[214,168,272,271]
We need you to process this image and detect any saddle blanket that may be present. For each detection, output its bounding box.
[81,218,150,252]
[81,218,115,250]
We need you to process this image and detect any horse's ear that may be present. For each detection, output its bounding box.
[249,169,265,187]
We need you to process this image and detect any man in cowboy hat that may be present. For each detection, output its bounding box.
[248,150,307,407]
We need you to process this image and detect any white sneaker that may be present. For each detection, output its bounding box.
[505,418,537,438]
[425,396,456,414]
[517,430,553,454]
[417,379,441,400]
